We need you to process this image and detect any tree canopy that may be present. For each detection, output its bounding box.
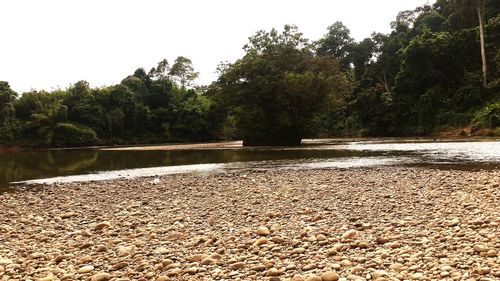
[214,25,349,145]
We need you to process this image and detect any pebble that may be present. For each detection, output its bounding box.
[321,271,340,281]
[305,274,322,281]
[200,257,217,265]
[447,218,460,226]
[230,262,246,270]
[478,267,490,275]
[94,222,111,230]
[291,275,305,281]
[375,236,390,244]
[474,244,488,252]
[350,266,364,274]
[341,229,358,239]
[78,265,94,273]
[266,268,283,276]
[250,265,267,272]
[272,236,286,243]
[166,268,181,276]
[254,237,268,246]
[111,262,128,270]
[303,263,317,271]
[389,241,401,249]
[189,254,208,262]
[0,259,13,265]
[317,234,327,241]
[60,212,76,219]
[372,270,387,279]
[292,247,306,255]
[486,249,497,257]
[184,267,198,274]
[257,226,271,235]
[389,263,404,271]
[90,273,111,281]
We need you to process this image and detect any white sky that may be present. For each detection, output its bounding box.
[1,0,434,93]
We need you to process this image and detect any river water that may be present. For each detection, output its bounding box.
[1,139,498,189]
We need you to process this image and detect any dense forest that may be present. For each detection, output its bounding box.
[1,0,499,147]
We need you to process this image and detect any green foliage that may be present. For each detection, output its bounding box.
[1,56,224,147]
[472,101,500,129]
[216,25,349,145]
[0,81,18,142]
[316,22,354,70]
[414,12,448,33]
[455,72,483,108]
[327,0,499,136]
[349,80,395,136]
[349,38,375,81]
[52,123,98,147]
[169,56,199,88]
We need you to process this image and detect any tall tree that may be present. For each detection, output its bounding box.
[169,56,199,88]
[0,81,17,108]
[148,59,170,80]
[350,38,376,81]
[0,81,18,140]
[316,22,354,70]
[476,0,487,87]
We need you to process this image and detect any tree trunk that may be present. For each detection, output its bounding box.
[382,73,390,94]
[476,0,487,88]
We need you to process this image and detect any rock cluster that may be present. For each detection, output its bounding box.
[0,167,498,280]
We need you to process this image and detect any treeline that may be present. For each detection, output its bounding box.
[1,0,499,147]
[342,0,500,136]
[0,57,225,147]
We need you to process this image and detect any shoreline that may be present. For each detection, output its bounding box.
[0,167,498,280]
[1,136,499,152]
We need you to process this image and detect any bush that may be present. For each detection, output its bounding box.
[472,101,500,129]
[52,122,98,147]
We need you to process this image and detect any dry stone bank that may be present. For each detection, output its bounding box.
[0,167,498,280]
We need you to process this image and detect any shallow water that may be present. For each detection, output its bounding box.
[1,140,499,188]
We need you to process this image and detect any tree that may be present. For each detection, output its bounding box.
[350,38,376,81]
[0,81,18,141]
[148,59,170,80]
[133,68,152,86]
[414,12,448,33]
[217,25,349,145]
[316,22,354,70]
[169,56,199,88]
[365,32,407,94]
[476,0,487,87]
[0,81,18,106]
[393,31,459,134]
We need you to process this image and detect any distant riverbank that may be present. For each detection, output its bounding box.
[1,132,499,152]
[99,137,500,151]
[0,167,498,280]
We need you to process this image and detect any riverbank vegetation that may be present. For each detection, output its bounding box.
[1,0,499,147]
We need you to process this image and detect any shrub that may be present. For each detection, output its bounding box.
[52,122,98,147]
[472,101,500,129]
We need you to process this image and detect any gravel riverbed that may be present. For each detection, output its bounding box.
[0,167,498,281]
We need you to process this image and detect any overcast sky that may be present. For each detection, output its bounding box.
[1,0,434,93]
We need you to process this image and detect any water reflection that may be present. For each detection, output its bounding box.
[1,140,499,188]
[0,147,378,187]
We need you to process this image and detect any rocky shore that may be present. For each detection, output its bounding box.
[0,167,498,281]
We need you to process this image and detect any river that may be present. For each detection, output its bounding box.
[0,139,498,189]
